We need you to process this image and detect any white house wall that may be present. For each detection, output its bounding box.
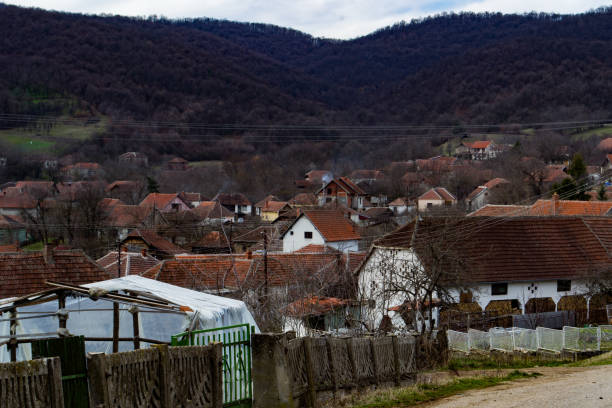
[282,216,325,252]
[417,199,444,212]
[328,240,359,253]
[449,280,590,313]
[357,247,426,331]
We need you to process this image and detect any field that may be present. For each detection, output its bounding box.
[0,116,108,153]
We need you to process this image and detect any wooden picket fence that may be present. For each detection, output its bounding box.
[286,335,416,406]
[0,343,223,408]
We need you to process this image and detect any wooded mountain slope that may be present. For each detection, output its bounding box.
[1,4,612,126]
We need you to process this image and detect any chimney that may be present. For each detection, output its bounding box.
[552,192,559,215]
[246,250,252,259]
[43,244,55,264]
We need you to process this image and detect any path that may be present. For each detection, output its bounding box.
[426,365,612,408]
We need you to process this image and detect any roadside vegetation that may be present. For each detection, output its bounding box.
[339,370,540,408]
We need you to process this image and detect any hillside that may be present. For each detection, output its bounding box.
[1,5,612,154]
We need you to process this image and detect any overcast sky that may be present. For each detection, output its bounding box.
[4,0,609,38]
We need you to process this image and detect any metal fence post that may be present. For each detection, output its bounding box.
[598,326,602,351]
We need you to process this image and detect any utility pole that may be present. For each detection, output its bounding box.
[263,231,268,300]
[117,240,121,278]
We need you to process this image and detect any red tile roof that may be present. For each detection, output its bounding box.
[389,197,411,206]
[262,201,290,213]
[96,250,160,276]
[0,214,24,228]
[107,205,153,227]
[373,217,612,283]
[191,201,234,219]
[285,296,350,317]
[418,187,456,201]
[142,251,365,291]
[301,210,361,242]
[0,243,19,252]
[289,193,318,206]
[125,230,186,255]
[139,193,182,209]
[105,180,141,192]
[254,195,280,209]
[0,249,113,297]
[598,138,612,152]
[464,141,492,149]
[0,192,37,209]
[484,178,510,189]
[528,199,612,216]
[468,204,530,217]
[213,193,251,206]
[467,186,486,201]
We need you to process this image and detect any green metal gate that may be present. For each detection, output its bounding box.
[171,324,254,408]
[31,336,89,408]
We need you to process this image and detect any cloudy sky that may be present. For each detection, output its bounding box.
[4,0,609,38]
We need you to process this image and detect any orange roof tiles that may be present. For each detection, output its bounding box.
[139,193,181,209]
[373,217,612,283]
[289,193,318,206]
[484,178,510,189]
[262,201,290,213]
[141,251,365,291]
[125,229,186,255]
[0,249,113,297]
[285,296,349,317]
[96,250,160,276]
[598,138,612,152]
[418,187,456,201]
[468,204,530,217]
[465,141,492,149]
[302,210,360,242]
[528,199,612,216]
[191,201,234,219]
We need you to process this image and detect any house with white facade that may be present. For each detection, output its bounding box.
[281,209,361,253]
[356,216,612,331]
[454,141,499,160]
[417,187,456,212]
[465,178,510,212]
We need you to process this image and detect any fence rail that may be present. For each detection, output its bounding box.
[449,325,612,353]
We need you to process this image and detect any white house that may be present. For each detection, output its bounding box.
[417,187,456,212]
[355,216,612,331]
[388,197,413,215]
[455,141,498,160]
[281,209,361,253]
[465,178,510,212]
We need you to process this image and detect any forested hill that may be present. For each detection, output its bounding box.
[1,4,612,126]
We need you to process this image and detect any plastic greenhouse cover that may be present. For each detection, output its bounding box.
[0,275,259,362]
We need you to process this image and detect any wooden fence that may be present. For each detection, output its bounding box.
[88,344,223,408]
[286,335,416,407]
[0,342,223,408]
[0,357,63,408]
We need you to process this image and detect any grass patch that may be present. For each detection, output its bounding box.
[447,357,569,371]
[348,370,540,408]
[0,116,108,153]
[571,124,612,141]
[568,351,612,367]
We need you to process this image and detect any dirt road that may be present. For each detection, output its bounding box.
[427,365,612,408]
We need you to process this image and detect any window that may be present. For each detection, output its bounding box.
[304,231,313,239]
[327,188,332,194]
[557,280,571,292]
[491,283,508,295]
[290,231,294,236]
[171,203,180,211]
[427,202,433,208]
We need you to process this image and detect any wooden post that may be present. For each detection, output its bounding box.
[346,337,358,386]
[47,357,65,408]
[87,352,110,408]
[391,336,401,386]
[302,337,318,408]
[112,302,119,353]
[9,308,17,362]
[325,338,339,394]
[131,307,140,350]
[157,344,172,408]
[370,338,380,385]
[210,342,223,408]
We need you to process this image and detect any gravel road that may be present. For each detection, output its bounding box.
[427,365,612,408]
